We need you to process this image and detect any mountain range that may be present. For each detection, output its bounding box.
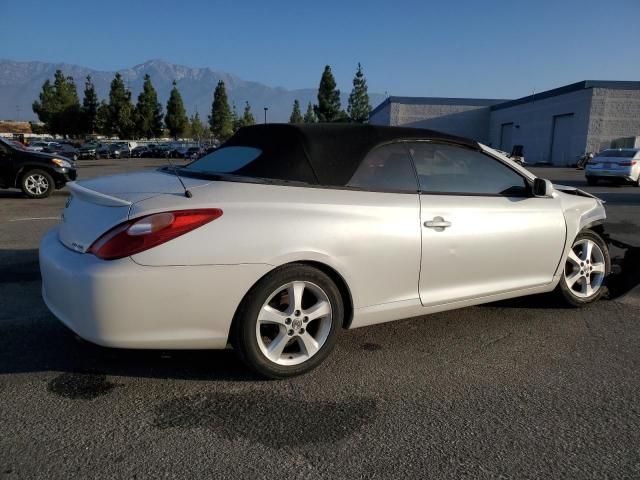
[0,59,385,123]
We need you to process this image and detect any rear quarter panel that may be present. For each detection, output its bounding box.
[130,182,422,309]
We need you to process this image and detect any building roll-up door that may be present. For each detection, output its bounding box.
[500,123,514,152]
[550,113,575,166]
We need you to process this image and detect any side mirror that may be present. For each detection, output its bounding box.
[533,178,554,197]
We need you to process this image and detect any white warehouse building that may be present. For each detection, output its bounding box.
[369,81,640,166]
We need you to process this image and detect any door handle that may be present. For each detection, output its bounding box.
[424,216,451,231]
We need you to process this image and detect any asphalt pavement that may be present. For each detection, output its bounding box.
[1,160,639,479]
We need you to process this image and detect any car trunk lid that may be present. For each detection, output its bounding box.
[57,169,213,253]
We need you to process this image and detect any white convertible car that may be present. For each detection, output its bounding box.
[40,124,610,378]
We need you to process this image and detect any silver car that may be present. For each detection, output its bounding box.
[585,148,640,186]
[39,125,610,378]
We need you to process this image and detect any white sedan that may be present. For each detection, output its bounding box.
[40,124,610,378]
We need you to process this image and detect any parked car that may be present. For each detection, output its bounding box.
[170,146,189,158]
[26,141,51,152]
[44,143,80,162]
[96,143,112,159]
[171,146,202,159]
[131,146,152,158]
[39,124,609,378]
[186,146,205,160]
[585,148,640,186]
[109,143,129,159]
[113,142,133,158]
[0,137,77,198]
[78,142,100,159]
[151,144,173,158]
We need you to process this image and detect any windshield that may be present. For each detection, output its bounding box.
[597,149,638,158]
[182,146,262,174]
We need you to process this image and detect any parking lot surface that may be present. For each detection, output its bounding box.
[1,161,639,478]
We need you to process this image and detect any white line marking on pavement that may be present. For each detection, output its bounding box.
[9,217,60,222]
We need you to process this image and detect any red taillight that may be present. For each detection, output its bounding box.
[618,161,637,167]
[88,208,223,260]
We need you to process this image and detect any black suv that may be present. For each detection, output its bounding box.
[0,138,77,198]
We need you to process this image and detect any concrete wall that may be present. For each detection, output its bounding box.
[586,88,640,153]
[370,102,492,143]
[488,89,593,165]
[397,104,492,143]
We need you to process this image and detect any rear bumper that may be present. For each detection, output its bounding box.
[39,228,272,349]
[585,170,635,181]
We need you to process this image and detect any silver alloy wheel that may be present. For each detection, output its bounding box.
[256,281,332,366]
[25,174,49,196]
[564,238,606,298]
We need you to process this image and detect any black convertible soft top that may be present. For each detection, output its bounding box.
[221,123,480,186]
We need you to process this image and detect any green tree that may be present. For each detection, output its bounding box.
[314,65,341,122]
[135,74,163,138]
[188,111,206,139]
[32,70,81,135]
[289,99,303,123]
[347,63,372,123]
[303,101,318,123]
[107,73,135,138]
[164,80,188,139]
[231,103,240,131]
[32,79,55,133]
[239,101,255,128]
[95,101,110,135]
[209,80,233,141]
[81,75,99,134]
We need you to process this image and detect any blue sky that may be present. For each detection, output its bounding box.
[1,0,638,99]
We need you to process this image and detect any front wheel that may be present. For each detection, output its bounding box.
[557,230,610,307]
[231,264,343,379]
[21,169,54,199]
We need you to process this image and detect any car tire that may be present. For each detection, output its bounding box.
[557,230,610,307]
[586,177,598,186]
[231,264,343,379]
[20,169,54,199]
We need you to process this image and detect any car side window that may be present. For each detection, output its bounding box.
[347,143,417,192]
[408,142,529,196]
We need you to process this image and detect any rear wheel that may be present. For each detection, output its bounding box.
[232,264,342,379]
[21,169,54,199]
[558,230,610,307]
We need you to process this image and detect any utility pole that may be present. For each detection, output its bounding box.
[263,107,268,124]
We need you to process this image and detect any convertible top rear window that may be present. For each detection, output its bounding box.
[183,147,263,174]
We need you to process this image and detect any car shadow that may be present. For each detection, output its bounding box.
[0,190,26,199]
[0,189,68,199]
